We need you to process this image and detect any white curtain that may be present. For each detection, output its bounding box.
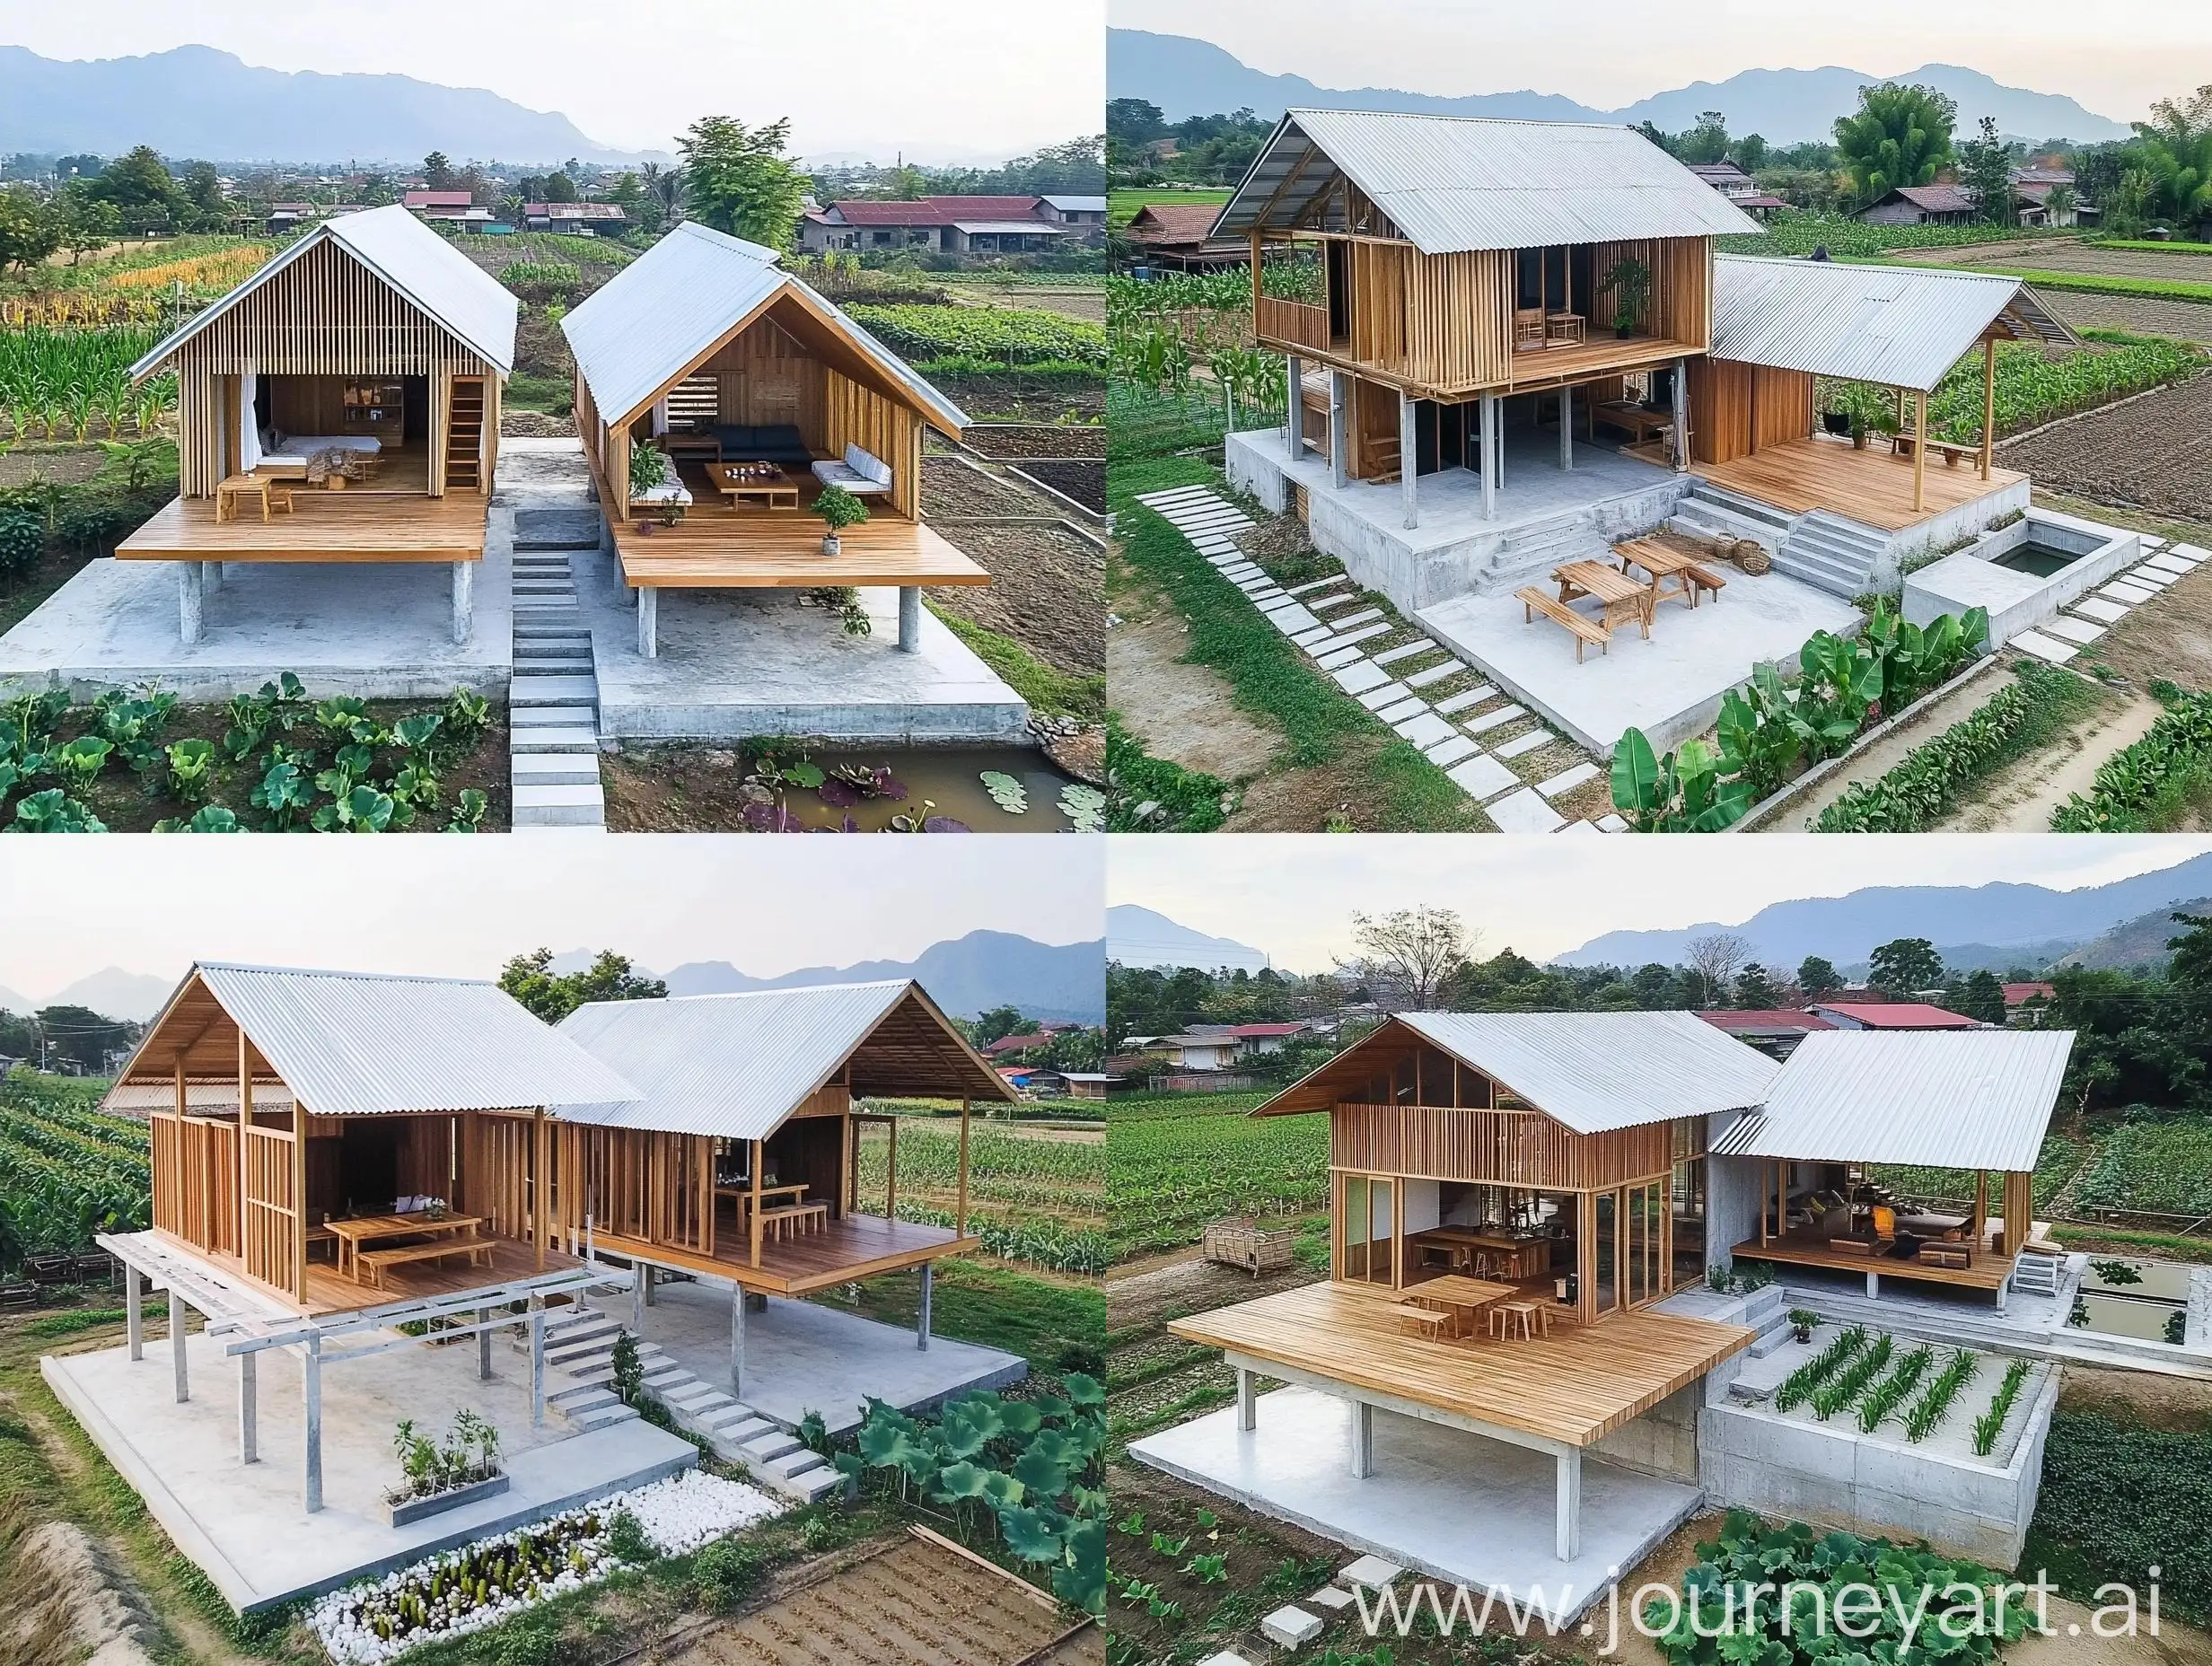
[651,397,670,437]
[238,372,262,473]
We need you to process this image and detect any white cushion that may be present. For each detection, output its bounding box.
[629,477,693,504]
[843,443,892,486]
[811,460,891,494]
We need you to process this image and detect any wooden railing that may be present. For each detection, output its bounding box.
[572,1127,714,1256]
[1256,295,1330,354]
[1332,1103,1674,1190]
[241,1121,296,1293]
[149,1111,240,1257]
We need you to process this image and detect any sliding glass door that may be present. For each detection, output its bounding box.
[1339,1173,1397,1287]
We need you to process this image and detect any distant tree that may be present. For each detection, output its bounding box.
[88,146,180,233]
[2041,180,2078,223]
[542,171,579,205]
[1107,99,1169,147]
[879,163,929,201]
[1734,964,1780,1009]
[497,948,665,1025]
[1636,120,1673,154]
[1797,956,1842,1001]
[680,115,808,248]
[0,186,62,272]
[1959,969,2008,1025]
[1047,1028,1105,1072]
[180,161,227,227]
[1732,132,1769,171]
[34,1004,134,1074]
[1684,933,1754,1007]
[2135,84,2212,232]
[357,172,398,207]
[970,1005,1027,1048]
[1833,83,1956,206]
[1959,116,2018,226]
[54,153,104,181]
[1679,110,1732,166]
[1869,937,1944,995]
[57,195,119,262]
[1340,908,1476,1011]
[422,151,457,189]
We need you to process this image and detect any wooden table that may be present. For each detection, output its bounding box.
[1402,1274,1520,1337]
[1611,539,1702,611]
[706,463,801,510]
[1546,312,1587,345]
[1409,1228,1552,1282]
[1554,560,1653,637]
[325,1211,484,1282]
[1594,401,1673,445]
[715,1182,810,1227]
[215,474,293,523]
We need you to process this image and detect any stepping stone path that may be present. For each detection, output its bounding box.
[508,507,608,831]
[1130,485,1612,830]
[1260,1605,1325,1648]
[2021,538,2208,667]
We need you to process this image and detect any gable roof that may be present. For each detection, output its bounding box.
[554,979,1012,1140]
[1255,1010,1778,1133]
[560,220,967,433]
[1814,1002,1980,1030]
[1708,1029,2074,1170]
[1709,253,2076,392]
[825,196,1043,227]
[1214,109,1763,254]
[129,204,519,379]
[115,962,641,1117]
[1128,203,1233,243]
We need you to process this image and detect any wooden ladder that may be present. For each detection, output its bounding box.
[445,379,485,491]
[1366,434,1402,484]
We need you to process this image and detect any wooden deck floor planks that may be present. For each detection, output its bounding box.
[1168,1279,1753,1446]
[1692,436,2023,532]
[116,491,488,563]
[595,1213,975,1296]
[1733,1234,2014,1293]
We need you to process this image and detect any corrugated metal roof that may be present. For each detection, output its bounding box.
[561,220,966,433]
[130,206,517,380]
[1710,253,2044,392]
[1708,1029,2075,1170]
[555,979,918,1139]
[184,963,640,1116]
[1214,110,1762,253]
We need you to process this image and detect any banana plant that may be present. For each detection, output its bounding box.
[1611,729,1752,832]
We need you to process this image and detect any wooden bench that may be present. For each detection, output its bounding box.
[1684,562,1728,604]
[1894,435,1974,469]
[1391,1302,1454,1338]
[759,1202,831,1241]
[1515,587,1609,662]
[356,1235,494,1287]
[1918,1243,1972,1269]
[1488,1299,1552,1341]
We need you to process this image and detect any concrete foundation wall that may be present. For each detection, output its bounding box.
[1904,507,2141,644]
[1870,478,2033,587]
[1594,1381,1701,1482]
[1706,1149,1769,1276]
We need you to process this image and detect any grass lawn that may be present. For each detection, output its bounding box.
[1109,188,1231,229]
[926,601,1106,720]
[807,1259,1105,1373]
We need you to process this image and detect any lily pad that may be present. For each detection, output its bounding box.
[1058,783,1106,831]
[979,770,1029,813]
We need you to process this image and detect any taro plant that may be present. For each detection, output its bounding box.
[7,788,104,833]
[444,788,488,832]
[49,735,112,793]
[164,738,216,802]
[250,761,312,829]
[154,805,241,833]
[313,784,398,833]
[443,688,493,748]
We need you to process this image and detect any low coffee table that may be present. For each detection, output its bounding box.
[707,462,800,510]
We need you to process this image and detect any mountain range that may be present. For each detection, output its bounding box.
[0,968,177,1022]
[1106,905,1273,972]
[0,46,641,164]
[1110,30,2134,146]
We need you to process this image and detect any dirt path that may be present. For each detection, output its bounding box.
[1105,600,1281,780]
[1769,662,2022,831]
[1939,689,2162,830]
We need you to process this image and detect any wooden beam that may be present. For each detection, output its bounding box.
[1980,337,1996,481]
[291,1095,306,1299]
[533,1105,548,1272]
[1914,389,1928,513]
[750,1139,763,1269]
[957,1097,971,1239]
[237,1030,252,1263]
[888,1117,900,1221]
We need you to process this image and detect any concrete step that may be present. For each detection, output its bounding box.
[513,752,601,789]
[665,1384,731,1412]
[513,627,592,645]
[775,1465,845,1504]
[641,1363,690,1388]
[568,1403,641,1432]
[510,675,600,707]
[762,1448,830,1480]
[511,725,601,755]
[514,784,606,827]
[552,1388,623,1416]
[740,1431,803,1463]
[696,1403,760,1433]
[512,704,598,729]
[514,655,596,678]
[720,1417,778,1447]
[1690,481,1795,530]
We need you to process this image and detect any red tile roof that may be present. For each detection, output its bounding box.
[2003,982,2056,1005]
[1219,1022,1308,1038]
[1892,184,1977,215]
[1695,1009,1837,1033]
[983,1030,1054,1055]
[404,189,474,209]
[828,196,1042,226]
[1127,203,1224,243]
[1815,1002,1979,1029]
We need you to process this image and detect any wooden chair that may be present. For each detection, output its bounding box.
[1514,308,1548,351]
[1546,312,1586,346]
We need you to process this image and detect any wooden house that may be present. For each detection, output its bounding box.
[118,206,519,645]
[562,223,990,658]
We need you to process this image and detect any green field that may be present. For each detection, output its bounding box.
[0,1073,145,1264]
[1109,188,1231,229]
[2074,1120,2212,1217]
[1955,267,2212,305]
[1105,1091,1328,1260]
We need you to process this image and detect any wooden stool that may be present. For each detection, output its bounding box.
[216,473,288,523]
[1490,1300,1548,1341]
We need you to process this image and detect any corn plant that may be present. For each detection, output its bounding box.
[1811,1332,1894,1421]
[1856,1344,1936,1434]
[1902,1349,1980,1443]
[1972,1358,2033,1457]
[1774,1325,1868,1413]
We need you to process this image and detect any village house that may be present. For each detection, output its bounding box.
[797,195,1087,256]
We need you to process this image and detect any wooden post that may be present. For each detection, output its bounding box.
[291,1097,306,1300]
[749,1139,763,1268]
[303,1333,322,1513]
[126,1263,143,1361]
[1980,337,1997,480]
[1913,389,1928,513]
[238,1350,258,1464]
[1671,357,1690,471]
[533,1105,548,1272]
[886,1119,899,1222]
[1400,390,1418,529]
[237,1029,252,1264]
[1973,1171,1988,1247]
[170,1288,189,1403]
[957,1098,971,1239]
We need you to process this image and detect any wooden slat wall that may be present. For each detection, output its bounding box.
[573,1127,715,1255]
[707,318,824,437]
[1690,360,1815,464]
[166,240,494,497]
[823,370,923,521]
[148,1111,241,1256]
[1401,249,1510,392]
[1753,366,1815,450]
[1256,294,1330,353]
[1331,1102,1677,1191]
[471,1112,536,1242]
[241,1122,296,1293]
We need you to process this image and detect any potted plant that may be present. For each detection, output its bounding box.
[1848,412,1868,451]
[1789,1307,1819,1344]
[1597,257,1654,338]
[812,483,869,557]
[628,442,671,533]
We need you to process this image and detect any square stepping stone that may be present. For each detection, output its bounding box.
[1447,755,1518,801]
[2172,543,2209,562]
[1597,813,1629,832]
[1372,639,1441,667]
[1434,684,1498,715]
[1426,734,1479,767]
[1317,646,1366,671]
[2101,582,2156,604]
[1537,760,1600,799]
[2010,628,2078,664]
[1493,729,1550,759]
[1287,575,1351,596]
[2071,596,2129,623]
[1265,604,1321,634]
[2146,553,2193,575]
[2041,616,2105,645]
[1309,1585,1358,1612]
[1339,1556,1406,1591]
[1330,607,1384,630]
[1486,788,1567,833]
[1261,1607,1325,1649]
[1334,661,1390,694]
[1373,697,1428,724]
[1394,712,1457,749]
[1402,660,1465,689]
[1355,682,1411,711]
[1464,703,1527,736]
[1329,622,1392,650]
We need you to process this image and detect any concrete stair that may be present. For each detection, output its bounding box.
[2011,1250,2063,1297]
[1740,1283,1795,1358]
[505,543,605,830]
[1476,509,1624,591]
[1671,482,1883,600]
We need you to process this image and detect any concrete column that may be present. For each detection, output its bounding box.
[917,1262,934,1351]
[477,1308,493,1381]
[730,1282,748,1394]
[1672,357,1690,471]
[1558,385,1574,471]
[451,561,473,646]
[170,1289,189,1403]
[1328,371,1348,490]
[1491,393,1506,492]
[126,1265,143,1361]
[1479,394,1497,522]
[178,563,203,646]
[1399,392,1418,530]
[898,586,920,653]
[529,1300,546,1428]
[238,1351,258,1464]
[199,561,222,594]
[644,1263,656,1306]
[1556,1449,1582,1561]
[1237,1367,1256,1433]
[632,1262,646,1331]
[1286,354,1303,460]
[303,1334,323,1513]
[636,586,657,660]
[1349,1399,1374,1478]
[1866,1271,1880,1298]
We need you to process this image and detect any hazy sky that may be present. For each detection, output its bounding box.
[1110,0,2198,124]
[0,838,1102,1005]
[2,0,1105,160]
[1110,837,2212,971]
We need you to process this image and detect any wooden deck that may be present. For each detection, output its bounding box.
[1504,333,1698,395]
[181,1233,580,1317]
[1733,1233,2016,1294]
[116,490,488,564]
[594,1212,977,1297]
[1690,435,2024,532]
[1168,1279,1753,1447]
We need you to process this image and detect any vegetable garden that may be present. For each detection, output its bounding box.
[1105,1092,1327,1261]
[0,1071,148,1266]
[844,303,1106,373]
[855,1116,1106,1276]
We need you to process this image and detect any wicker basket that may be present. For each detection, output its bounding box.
[1202,1216,1297,1277]
[1735,543,1771,576]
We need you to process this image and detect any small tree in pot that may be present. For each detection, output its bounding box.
[812,483,869,557]
[1598,257,1654,338]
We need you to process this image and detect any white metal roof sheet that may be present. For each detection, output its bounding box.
[560,220,967,433]
[1711,253,2030,392]
[555,979,916,1139]
[1708,1029,2075,1171]
[1215,110,1762,253]
[129,205,517,379]
[1391,1010,1778,1133]
[180,963,641,1116]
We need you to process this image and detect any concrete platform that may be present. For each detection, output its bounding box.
[0,524,514,703]
[43,1326,697,1614]
[1420,571,1861,757]
[1129,1386,1705,1627]
[634,1276,1027,1434]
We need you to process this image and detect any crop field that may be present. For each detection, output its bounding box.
[845,303,1107,370]
[1109,187,1230,228]
[0,1073,146,1261]
[1870,1132,2090,1213]
[1105,1093,1328,1261]
[856,1114,1107,1274]
[1999,364,2212,519]
[1720,213,2065,260]
[2074,1121,2212,1218]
